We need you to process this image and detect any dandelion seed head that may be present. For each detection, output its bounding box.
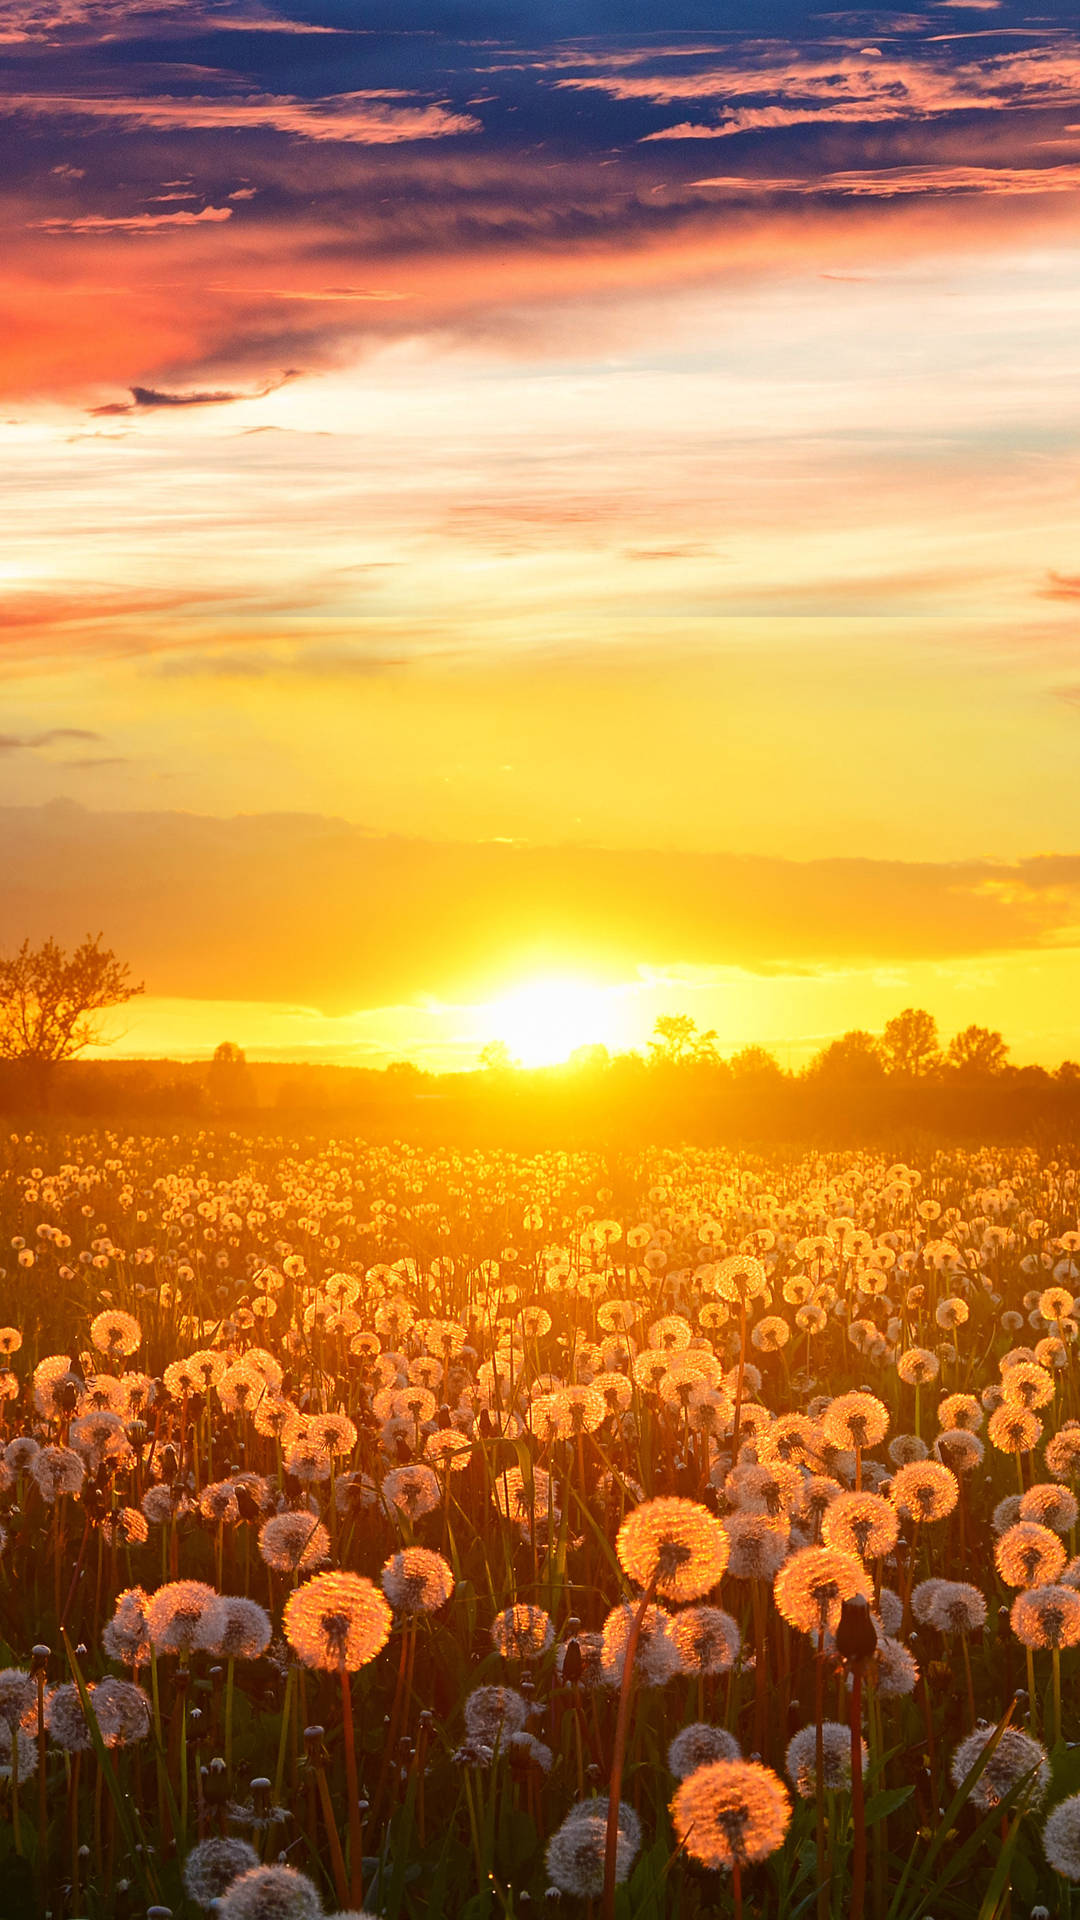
[491,1602,554,1661]
[669,1606,741,1676]
[1045,1425,1080,1480]
[785,1721,865,1797]
[1010,1582,1080,1650]
[283,1571,392,1672]
[44,1682,93,1752]
[463,1685,529,1745]
[938,1393,982,1433]
[30,1444,85,1503]
[89,1309,142,1357]
[950,1724,1050,1811]
[723,1510,790,1581]
[924,1582,987,1634]
[668,1722,741,1778]
[821,1392,889,1453]
[92,1676,151,1748]
[1020,1482,1079,1534]
[196,1596,273,1661]
[934,1429,984,1474]
[992,1495,1023,1534]
[671,1758,791,1870]
[601,1601,682,1688]
[1043,1792,1080,1880]
[258,1513,330,1576]
[773,1546,873,1637]
[0,1720,37,1782]
[383,1463,443,1517]
[380,1548,454,1616]
[995,1522,1067,1589]
[988,1404,1043,1455]
[616,1496,729,1602]
[182,1836,260,1906]
[897,1348,939,1387]
[889,1461,958,1523]
[873,1635,919,1696]
[214,1863,324,1920]
[821,1492,899,1561]
[0,1669,35,1729]
[545,1809,637,1897]
[145,1580,217,1654]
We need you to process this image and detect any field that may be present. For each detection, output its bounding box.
[1,1129,1080,1920]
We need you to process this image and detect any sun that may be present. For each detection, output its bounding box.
[482,975,623,1069]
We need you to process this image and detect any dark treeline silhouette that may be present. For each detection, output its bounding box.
[3,1007,1080,1146]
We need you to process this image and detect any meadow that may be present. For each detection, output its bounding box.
[1,1129,1079,1920]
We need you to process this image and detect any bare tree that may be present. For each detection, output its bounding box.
[0,934,143,1071]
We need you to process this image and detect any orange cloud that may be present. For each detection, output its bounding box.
[30,205,233,232]
[5,802,1080,1013]
[692,163,1080,197]
[3,91,483,143]
[554,39,1080,119]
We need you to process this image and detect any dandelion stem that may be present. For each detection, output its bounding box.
[850,1661,867,1920]
[274,1664,294,1809]
[1026,1644,1038,1735]
[225,1655,235,1774]
[10,1700,21,1854]
[730,1304,748,1463]
[959,1627,976,1726]
[815,1648,828,1920]
[602,1571,658,1920]
[313,1751,350,1908]
[340,1659,365,1909]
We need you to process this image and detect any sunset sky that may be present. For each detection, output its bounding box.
[3,0,1080,1068]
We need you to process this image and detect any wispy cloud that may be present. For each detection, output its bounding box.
[152,644,409,678]
[29,205,233,232]
[5,91,483,144]
[1040,570,1080,599]
[0,728,101,751]
[555,36,1080,124]
[692,162,1080,197]
[0,0,345,43]
[89,369,299,412]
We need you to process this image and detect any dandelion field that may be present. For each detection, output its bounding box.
[2,1131,1080,1920]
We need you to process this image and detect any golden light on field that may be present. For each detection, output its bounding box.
[481,975,627,1068]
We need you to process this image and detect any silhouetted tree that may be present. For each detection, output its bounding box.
[805,1030,886,1084]
[386,1059,426,1083]
[881,1007,941,1078]
[649,1015,720,1065]
[207,1041,255,1113]
[478,1039,517,1073]
[0,933,143,1103]
[728,1044,783,1080]
[568,1043,611,1071]
[946,1024,1009,1078]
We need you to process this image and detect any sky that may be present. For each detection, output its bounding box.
[2,0,1080,1068]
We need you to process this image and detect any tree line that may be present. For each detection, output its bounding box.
[2,934,1079,1140]
[646,1007,1019,1083]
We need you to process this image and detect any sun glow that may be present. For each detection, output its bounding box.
[481,976,626,1069]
